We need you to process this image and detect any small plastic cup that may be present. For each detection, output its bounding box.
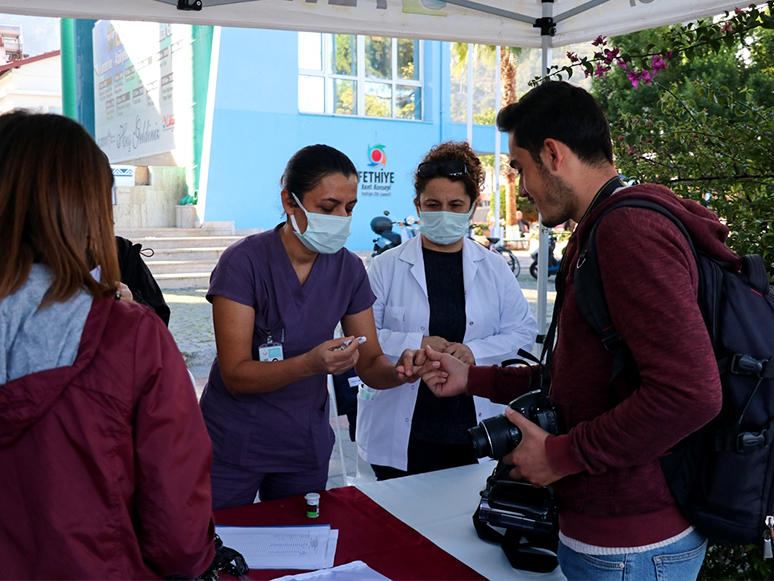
[305,492,320,518]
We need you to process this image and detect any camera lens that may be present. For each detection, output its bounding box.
[468,414,522,459]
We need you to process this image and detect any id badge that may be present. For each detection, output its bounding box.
[348,375,365,391]
[258,342,284,362]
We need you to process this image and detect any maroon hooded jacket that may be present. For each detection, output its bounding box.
[468,184,741,548]
[0,296,215,579]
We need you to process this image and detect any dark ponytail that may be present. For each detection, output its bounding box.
[281,144,358,200]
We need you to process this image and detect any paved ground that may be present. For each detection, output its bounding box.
[163,247,557,490]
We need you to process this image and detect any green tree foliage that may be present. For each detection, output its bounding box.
[332,34,356,75]
[611,82,774,280]
[699,542,773,580]
[578,4,774,281]
[365,36,391,79]
[365,91,391,117]
[593,25,774,123]
[397,38,419,80]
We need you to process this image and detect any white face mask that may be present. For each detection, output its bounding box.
[419,208,474,246]
[289,192,352,254]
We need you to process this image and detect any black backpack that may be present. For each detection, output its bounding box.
[116,236,171,326]
[574,198,774,548]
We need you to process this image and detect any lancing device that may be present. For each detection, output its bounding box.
[339,336,367,349]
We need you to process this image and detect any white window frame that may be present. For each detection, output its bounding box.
[298,34,424,121]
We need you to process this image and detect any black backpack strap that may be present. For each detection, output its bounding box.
[538,177,626,394]
[742,253,771,295]
[574,199,701,387]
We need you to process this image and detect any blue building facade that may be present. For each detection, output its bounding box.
[204,27,507,250]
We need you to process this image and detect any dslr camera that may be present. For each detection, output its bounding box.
[468,389,559,460]
[469,390,561,567]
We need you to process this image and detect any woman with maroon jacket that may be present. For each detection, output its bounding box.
[0,111,216,579]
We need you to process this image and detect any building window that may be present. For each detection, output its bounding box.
[299,33,423,120]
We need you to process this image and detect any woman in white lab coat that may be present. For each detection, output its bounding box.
[356,141,537,480]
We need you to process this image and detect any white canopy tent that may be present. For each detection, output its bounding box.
[0,0,743,333]
[0,0,742,47]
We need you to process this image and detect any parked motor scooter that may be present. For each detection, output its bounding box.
[529,234,561,278]
[370,211,419,256]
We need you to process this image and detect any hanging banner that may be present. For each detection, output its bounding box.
[93,20,178,162]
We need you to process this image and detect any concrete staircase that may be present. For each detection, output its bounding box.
[115,222,262,289]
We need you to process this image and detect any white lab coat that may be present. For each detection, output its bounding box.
[356,235,538,470]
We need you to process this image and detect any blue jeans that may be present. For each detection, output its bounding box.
[558,530,707,581]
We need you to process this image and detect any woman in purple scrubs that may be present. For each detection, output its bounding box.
[200,145,416,510]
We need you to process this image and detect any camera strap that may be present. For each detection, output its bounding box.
[472,463,559,573]
[537,265,563,397]
[472,506,559,573]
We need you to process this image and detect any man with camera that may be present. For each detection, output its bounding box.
[413,81,739,580]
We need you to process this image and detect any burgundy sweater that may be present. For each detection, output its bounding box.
[468,184,740,548]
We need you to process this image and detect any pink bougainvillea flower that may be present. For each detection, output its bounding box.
[603,47,621,64]
[594,64,611,77]
[591,35,607,46]
[651,54,669,74]
[566,51,579,63]
[627,69,653,89]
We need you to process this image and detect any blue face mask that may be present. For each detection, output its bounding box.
[419,208,474,246]
[290,193,352,254]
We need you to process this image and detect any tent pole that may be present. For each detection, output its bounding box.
[493,45,501,240]
[537,0,554,340]
[467,43,473,146]
[195,26,222,226]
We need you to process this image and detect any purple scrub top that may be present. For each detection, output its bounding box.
[200,225,376,472]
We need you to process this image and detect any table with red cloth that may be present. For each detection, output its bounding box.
[214,462,565,580]
[213,485,485,580]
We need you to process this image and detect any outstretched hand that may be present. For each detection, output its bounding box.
[419,346,469,397]
[395,347,432,383]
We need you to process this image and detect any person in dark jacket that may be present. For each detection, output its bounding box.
[415,82,737,580]
[0,111,215,579]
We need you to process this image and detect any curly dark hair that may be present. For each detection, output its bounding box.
[413,141,485,205]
